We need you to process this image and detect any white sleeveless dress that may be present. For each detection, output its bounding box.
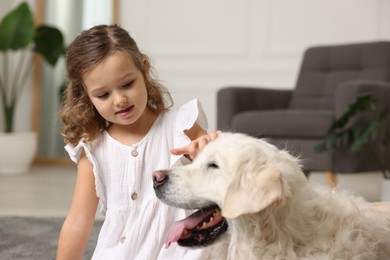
[65,99,212,259]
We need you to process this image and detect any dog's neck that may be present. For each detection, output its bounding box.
[224,184,325,259]
[225,210,293,259]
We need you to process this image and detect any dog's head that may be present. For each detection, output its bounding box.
[153,132,304,247]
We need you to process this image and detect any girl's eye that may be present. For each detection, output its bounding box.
[122,80,134,88]
[97,93,109,99]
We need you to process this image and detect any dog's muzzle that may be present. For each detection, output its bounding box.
[153,170,228,248]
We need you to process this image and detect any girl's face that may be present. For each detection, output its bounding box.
[83,52,149,127]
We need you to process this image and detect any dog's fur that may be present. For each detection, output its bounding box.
[155,133,390,259]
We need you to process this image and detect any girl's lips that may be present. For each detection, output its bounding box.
[116,105,133,117]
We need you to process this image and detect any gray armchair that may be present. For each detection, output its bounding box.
[217,41,390,186]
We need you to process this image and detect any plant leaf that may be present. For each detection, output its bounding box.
[316,92,389,176]
[34,25,65,66]
[0,3,35,51]
[329,93,376,131]
[341,131,350,147]
[314,141,326,153]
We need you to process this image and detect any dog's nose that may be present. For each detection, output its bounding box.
[153,170,168,189]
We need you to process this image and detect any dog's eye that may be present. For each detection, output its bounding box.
[207,162,219,169]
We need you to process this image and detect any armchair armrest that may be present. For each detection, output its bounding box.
[217,86,293,130]
[335,80,390,118]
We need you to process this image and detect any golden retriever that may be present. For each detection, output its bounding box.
[153,133,390,259]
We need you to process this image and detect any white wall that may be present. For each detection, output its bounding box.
[119,0,390,130]
[1,0,389,132]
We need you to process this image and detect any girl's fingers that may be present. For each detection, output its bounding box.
[170,130,222,158]
[208,131,219,141]
[170,146,188,155]
[207,130,221,142]
[197,136,208,152]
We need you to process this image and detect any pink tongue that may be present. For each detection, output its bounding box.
[164,207,215,248]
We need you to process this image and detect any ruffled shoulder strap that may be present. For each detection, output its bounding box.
[65,139,93,164]
[170,99,208,166]
[175,99,208,131]
[64,139,107,215]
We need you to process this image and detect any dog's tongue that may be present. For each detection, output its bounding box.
[164,207,215,248]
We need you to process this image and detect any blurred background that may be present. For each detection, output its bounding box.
[0,0,389,216]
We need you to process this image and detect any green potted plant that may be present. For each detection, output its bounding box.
[0,2,65,175]
[315,93,390,200]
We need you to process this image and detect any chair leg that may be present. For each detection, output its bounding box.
[325,171,337,188]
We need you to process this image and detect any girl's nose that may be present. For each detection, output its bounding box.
[115,95,128,106]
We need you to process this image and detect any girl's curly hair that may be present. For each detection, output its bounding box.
[61,24,173,147]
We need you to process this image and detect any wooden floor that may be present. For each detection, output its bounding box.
[0,165,384,218]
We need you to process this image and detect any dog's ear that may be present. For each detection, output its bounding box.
[221,165,282,219]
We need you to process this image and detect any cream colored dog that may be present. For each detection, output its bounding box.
[153,133,390,259]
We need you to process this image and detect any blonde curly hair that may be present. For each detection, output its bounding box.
[61,24,172,147]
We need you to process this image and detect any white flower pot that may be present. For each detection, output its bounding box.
[381,178,390,201]
[0,132,37,175]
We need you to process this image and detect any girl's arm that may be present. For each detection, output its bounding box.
[57,152,99,260]
[171,123,221,159]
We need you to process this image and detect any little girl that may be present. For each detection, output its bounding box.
[56,24,217,259]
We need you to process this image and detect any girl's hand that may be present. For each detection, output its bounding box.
[171,130,221,159]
